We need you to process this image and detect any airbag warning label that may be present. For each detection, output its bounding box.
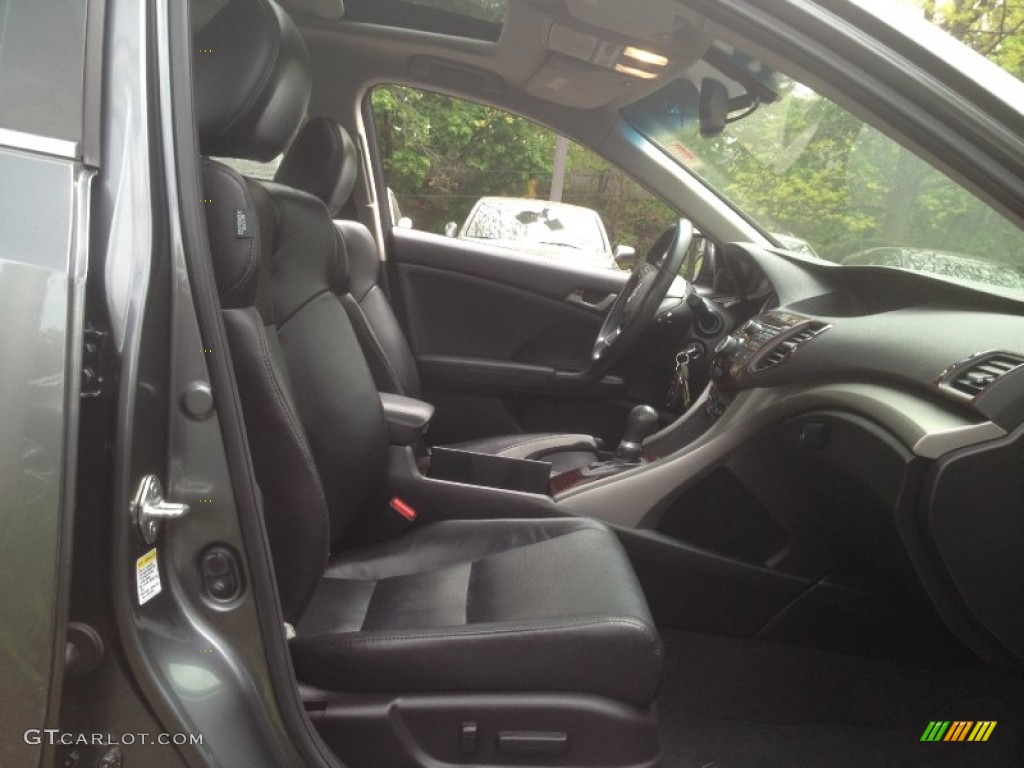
[136,548,162,605]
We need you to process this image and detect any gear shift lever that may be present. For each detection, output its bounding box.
[614,405,660,463]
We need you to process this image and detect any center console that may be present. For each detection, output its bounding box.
[559,310,831,482]
[707,310,830,415]
[385,310,831,511]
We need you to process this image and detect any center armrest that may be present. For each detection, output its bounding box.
[380,393,435,446]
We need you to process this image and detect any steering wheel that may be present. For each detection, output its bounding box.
[591,218,693,371]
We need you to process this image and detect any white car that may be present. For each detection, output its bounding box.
[448,197,634,269]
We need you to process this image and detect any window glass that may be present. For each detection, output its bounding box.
[624,63,1024,294]
[371,85,675,271]
[342,0,506,41]
[622,0,1024,295]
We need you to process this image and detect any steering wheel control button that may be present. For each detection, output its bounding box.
[201,546,243,602]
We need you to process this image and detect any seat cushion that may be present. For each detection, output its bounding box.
[291,518,662,707]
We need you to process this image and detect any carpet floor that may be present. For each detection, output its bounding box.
[656,630,1024,767]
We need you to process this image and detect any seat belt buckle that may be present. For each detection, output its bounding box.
[389,496,418,522]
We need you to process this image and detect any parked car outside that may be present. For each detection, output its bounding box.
[446,197,634,270]
[842,246,1024,290]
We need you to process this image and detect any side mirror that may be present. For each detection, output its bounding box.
[613,244,638,270]
[397,217,414,230]
[444,222,458,238]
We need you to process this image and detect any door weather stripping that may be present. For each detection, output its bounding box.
[131,475,190,545]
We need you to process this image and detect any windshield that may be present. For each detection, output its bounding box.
[623,66,1024,294]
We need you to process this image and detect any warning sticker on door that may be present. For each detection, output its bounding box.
[136,548,162,605]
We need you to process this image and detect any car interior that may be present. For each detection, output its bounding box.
[185,0,1024,765]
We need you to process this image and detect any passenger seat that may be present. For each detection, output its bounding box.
[194,1,661,765]
[274,116,605,472]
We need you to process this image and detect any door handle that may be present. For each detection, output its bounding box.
[565,289,617,312]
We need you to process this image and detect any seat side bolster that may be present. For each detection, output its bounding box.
[222,307,331,622]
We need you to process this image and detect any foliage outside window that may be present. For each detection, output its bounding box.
[370,85,675,261]
[623,0,1024,293]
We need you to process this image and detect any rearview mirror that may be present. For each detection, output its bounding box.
[444,222,458,238]
[699,77,729,138]
[614,244,638,270]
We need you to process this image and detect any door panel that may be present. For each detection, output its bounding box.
[389,228,639,444]
[393,229,624,368]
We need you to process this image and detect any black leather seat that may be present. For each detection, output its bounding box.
[195,0,660,719]
[274,116,602,471]
[293,518,660,705]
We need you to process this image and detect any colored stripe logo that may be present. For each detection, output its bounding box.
[920,721,997,742]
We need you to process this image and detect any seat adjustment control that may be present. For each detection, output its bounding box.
[459,721,479,754]
[201,545,242,601]
[496,730,569,756]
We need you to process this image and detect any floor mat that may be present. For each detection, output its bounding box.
[657,630,1024,767]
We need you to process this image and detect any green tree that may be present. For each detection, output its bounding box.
[871,1,1024,248]
[688,1,1024,262]
[372,85,674,253]
[922,0,1024,77]
[373,86,556,232]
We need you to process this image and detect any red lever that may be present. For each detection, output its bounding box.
[389,497,418,521]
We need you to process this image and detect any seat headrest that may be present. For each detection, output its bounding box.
[274,118,358,217]
[194,0,312,161]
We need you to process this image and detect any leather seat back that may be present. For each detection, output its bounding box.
[195,0,387,621]
[275,118,422,398]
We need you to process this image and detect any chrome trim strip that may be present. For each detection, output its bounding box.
[0,127,79,159]
[913,421,1006,459]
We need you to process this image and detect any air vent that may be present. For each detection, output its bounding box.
[752,321,829,371]
[938,352,1024,401]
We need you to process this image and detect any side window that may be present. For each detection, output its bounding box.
[370,85,674,271]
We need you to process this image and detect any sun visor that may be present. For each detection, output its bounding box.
[526,54,646,109]
[564,0,684,39]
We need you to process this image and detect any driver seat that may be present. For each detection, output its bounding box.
[274,117,601,472]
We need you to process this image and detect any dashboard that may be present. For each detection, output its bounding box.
[708,243,1024,428]
[564,241,1024,666]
